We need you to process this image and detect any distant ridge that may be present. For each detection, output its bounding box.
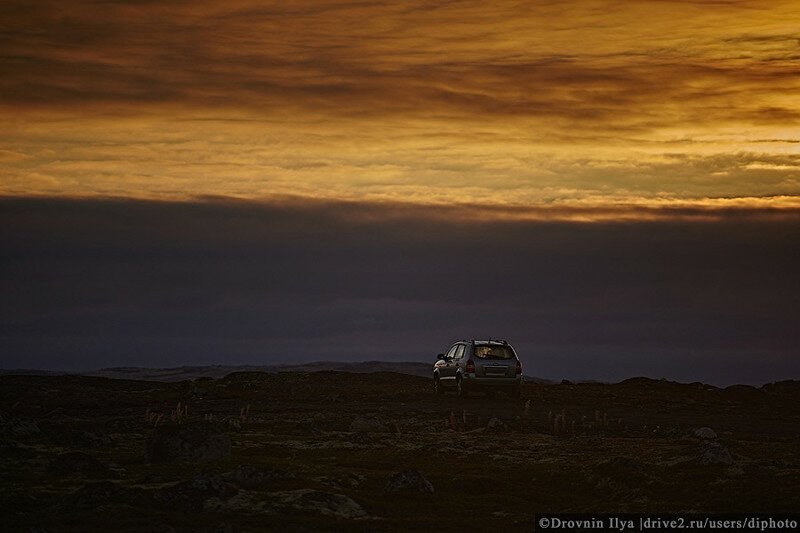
[96,361,437,381]
[0,361,554,383]
[1,366,796,389]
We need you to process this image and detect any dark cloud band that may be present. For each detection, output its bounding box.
[2,196,798,385]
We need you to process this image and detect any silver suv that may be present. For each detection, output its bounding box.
[433,339,522,398]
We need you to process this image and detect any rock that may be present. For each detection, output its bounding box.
[300,420,324,436]
[145,424,231,463]
[698,442,733,465]
[272,489,369,519]
[593,457,649,488]
[60,481,132,510]
[154,473,236,512]
[693,427,717,440]
[603,456,644,471]
[725,466,744,477]
[348,431,375,445]
[349,416,389,433]
[315,473,364,490]
[486,417,507,432]
[206,488,369,519]
[222,465,296,489]
[384,469,435,493]
[762,380,800,395]
[204,492,273,514]
[76,429,112,448]
[302,412,338,433]
[724,384,762,395]
[47,451,114,478]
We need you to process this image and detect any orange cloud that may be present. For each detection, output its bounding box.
[1,0,798,217]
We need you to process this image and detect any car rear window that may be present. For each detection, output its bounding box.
[473,345,514,359]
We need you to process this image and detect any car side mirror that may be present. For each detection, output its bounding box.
[436,353,445,360]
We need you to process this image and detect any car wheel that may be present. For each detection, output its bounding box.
[434,376,444,395]
[456,376,467,398]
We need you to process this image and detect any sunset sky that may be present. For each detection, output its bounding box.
[3,0,799,213]
[1,1,798,383]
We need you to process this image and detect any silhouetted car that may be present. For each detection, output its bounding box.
[433,339,522,398]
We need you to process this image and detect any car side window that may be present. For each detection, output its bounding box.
[454,344,465,359]
[445,345,458,359]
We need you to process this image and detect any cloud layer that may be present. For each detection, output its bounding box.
[1,0,799,210]
[2,197,798,385]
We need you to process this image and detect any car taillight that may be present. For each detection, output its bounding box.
[466,359,475,373]
[516,360,522,374]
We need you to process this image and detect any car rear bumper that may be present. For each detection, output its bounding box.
[463,375,521,388]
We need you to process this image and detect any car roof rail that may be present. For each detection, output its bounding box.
[469,338,509,345]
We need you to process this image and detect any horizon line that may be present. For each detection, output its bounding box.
[1,361,795,389]
[4,192,800,223]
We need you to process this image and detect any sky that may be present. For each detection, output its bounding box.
[1,1,799,384]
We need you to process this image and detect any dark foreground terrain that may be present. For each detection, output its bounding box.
[1,372,798,531]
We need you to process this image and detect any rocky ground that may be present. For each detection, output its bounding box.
[1,372,798,531]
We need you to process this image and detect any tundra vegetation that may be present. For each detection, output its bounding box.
[1,371,798,531]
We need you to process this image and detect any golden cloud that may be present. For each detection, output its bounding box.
[1,0,799,217]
